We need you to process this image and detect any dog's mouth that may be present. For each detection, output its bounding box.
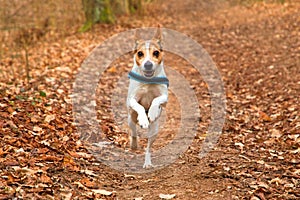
[143,70,155,78]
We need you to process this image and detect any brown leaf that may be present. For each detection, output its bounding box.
[41,155,61,162]
[270,129,282,138]
[40,174,52,184]
[31,115,40,123]
[7,107,14,114]
[256,191,267,200]
[63,156,80,171]
[159,194,176,199]
[80,178,99,189]
[259,111,272,122]
[107,66,117,73]
[250,196,260,200]
[91,189,113,196]
[44,114,55,123]
[4,160,19,166]
[63,155,75,166]
[7,120,17,129]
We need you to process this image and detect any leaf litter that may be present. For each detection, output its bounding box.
[0,0,299,199]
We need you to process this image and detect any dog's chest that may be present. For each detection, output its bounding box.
[135,84,162,110]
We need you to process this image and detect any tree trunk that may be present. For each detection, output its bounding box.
[79,0,114,32]
[80,0,146,32]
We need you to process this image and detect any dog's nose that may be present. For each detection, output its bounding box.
[144,61,153,70]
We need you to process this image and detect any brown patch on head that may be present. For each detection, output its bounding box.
[134,26,163,67]
[134,40,163,67]
[149,41,163,65]
[134,41,146,67]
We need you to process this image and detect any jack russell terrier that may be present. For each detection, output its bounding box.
[127,27,169,168]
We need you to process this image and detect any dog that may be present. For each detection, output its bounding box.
[127,27,169,168]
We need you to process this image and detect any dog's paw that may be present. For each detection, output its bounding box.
[143,152,153,168]
[143,162,153,169]
[138,113,149,129]
[148,104,161,122]
[130,136,138,150]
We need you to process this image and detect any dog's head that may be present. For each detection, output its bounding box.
[134,27,163,78]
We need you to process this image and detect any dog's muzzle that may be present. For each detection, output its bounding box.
[144,61,153,70]
[143,61,154,78]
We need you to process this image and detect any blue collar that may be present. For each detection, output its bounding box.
[128,71,169,87]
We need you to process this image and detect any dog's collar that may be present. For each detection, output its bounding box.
[128,71,169,87]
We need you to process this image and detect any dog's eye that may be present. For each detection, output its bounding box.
[153,50,160,57]
[137,51,144,57]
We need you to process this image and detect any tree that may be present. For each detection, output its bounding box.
[79,0,145,32]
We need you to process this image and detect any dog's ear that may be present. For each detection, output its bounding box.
[153,25,162,49]
[134,29,140,42]
[134,30,141,50]
[154,25,162,41]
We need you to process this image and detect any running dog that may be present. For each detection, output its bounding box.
[127,27,169,168]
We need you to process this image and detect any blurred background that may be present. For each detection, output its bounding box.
[0,0,290,82]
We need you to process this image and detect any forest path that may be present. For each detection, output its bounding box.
[0,0,299,199]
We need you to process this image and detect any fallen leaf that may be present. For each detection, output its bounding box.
[40,174,52,184]
[288,134,299,140]
[68,151,92,159]
[284,183,294,188]
[80,169,98,177]
[61,192,73,200]
[159,193,176,199]
[80,178,98,189]
[257,181,269,190]
[293,169,300,175]
[5,160,19,166]
[0,103,7,107]
[256,192,267,200]
[250,196,260,200]
[74,181,87,189]
[7,120,17,129]
[259,111,272,122]
[41,140,50,146]
[91,189,113,196]
[44,114,55,123]
[234,142,244,147]
[42,155,61,162]
[270,177,284,185]
[31,115,39,123]
[270,129,282,138]
[39,91,47,97]
[33,126,43,132]
[7,107,14,114]
[124,174,136,179]
[107,66,117,73]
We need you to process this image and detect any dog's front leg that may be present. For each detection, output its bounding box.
[148,94,168,122]
[129,98,149,129]
[143,134,156,168]
[128,115,138,149]
[143,120,159,168]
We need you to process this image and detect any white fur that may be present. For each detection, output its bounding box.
[127,41,168,168]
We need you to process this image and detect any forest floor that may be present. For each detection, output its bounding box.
[0,0,299,199]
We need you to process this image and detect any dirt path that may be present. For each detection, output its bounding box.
[0,0,299,199]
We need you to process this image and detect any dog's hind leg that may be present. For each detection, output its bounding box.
[143,120,159,168]
[128,115,138,150]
